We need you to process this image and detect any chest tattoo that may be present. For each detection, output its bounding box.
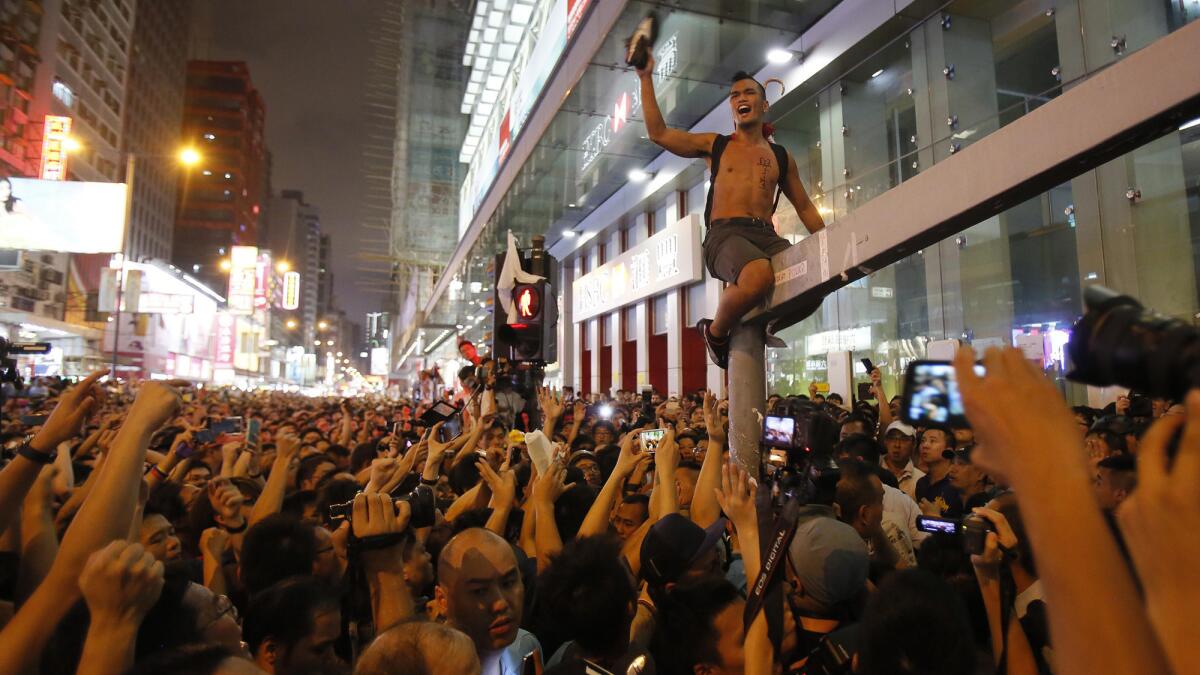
[757,156,772,191]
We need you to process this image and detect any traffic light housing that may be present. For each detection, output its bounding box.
[492,240,557,364]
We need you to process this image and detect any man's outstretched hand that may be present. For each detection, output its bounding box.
[79,540,164,626]
[31,369,107,452]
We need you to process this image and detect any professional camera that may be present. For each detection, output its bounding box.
[760,398,841,505]
[328,484,436,530]
[915,514,994,555]
[1068,285,1200,401]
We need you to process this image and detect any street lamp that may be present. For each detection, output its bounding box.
[286,319,298,329]
[276,260,291,273]
[108,145,203,378]
[218,259,232,271]
[318,320,329,331]
[179,147,202,166]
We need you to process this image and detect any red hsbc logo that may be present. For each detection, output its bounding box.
[612,92,628,134]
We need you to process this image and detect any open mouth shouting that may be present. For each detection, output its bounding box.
[737,103,753,117]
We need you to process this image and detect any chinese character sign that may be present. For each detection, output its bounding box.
[40,116,72,181]
[227,246,258,315]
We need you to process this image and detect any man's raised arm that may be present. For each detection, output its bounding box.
[638,54,715,159]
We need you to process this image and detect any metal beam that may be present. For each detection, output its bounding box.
[725,20,1200,471]
[752,19,1200,331]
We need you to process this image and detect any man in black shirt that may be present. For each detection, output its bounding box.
[914,425,963,517]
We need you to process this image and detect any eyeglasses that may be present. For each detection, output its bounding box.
[204,593,240,628]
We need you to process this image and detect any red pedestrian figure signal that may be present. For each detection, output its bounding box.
[515,285,540,320]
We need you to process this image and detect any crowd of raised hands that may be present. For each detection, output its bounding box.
[0,346,1195,674]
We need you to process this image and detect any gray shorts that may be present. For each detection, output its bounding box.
[703,217,791,283]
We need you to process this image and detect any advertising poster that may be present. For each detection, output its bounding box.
[0,177,126,253]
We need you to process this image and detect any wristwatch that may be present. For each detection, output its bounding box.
[17,436,56,464]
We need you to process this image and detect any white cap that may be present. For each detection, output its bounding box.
[885,421,916,437]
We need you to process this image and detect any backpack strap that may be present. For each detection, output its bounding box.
[770,142,789,213]
[703,135,730,226]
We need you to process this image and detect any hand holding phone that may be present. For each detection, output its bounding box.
[900,360,985,427]
[639,428,666,454]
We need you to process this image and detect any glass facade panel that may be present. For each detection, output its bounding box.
[764,0,1200,404]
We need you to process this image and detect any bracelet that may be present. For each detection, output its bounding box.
[17,441,56,465]
[221,519,248,534]
[420,476,438,486]
[637,599,656,616]
[148,465,168,479]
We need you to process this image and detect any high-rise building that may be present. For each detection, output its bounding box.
[267,190,320,348]
[173,60,266,294]
[28,0,136,182]
[317,233,333,317]
[360,0,470,378]
[121,0,191,262]
[0,0,48,177]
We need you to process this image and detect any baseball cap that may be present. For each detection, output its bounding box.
[884,421,915,437]
[640,513,726,587]
[786,516,869,610]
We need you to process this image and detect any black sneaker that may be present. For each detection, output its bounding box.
[696,319,729,369]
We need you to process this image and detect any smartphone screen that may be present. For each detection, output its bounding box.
[247,419,261,445]
[762,415,796,448]
[916,515,962,535]
[20,414,48,426]
[901,361,984,427]
[211,417,243,435]
[639,428,666,453]
[438,415,464,443]
[194,428,216,444]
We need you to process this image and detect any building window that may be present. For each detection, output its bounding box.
[52,80,75,107]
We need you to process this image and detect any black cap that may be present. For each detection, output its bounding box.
[639,513,725,586]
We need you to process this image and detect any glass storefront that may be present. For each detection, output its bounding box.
[765,0,1200,402]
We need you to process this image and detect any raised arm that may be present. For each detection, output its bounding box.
[0,379,179,674]
[781,150,825,234]
[956,347,1171,675]
[250,433,300,525]
[0,370,105,537]
[690,391,726,528]
[579,432,643,539]
[637,53,716,159]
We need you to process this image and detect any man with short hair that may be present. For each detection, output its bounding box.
[139,510,182,562]
[243,576,346,674]
[356,621,481,675]
[914,425,962,517]
[836,460,913,571]
[651,576,746,675]
[838,413,873,441]
[639,56,825,369]
[881,421,924,501]
[610,494,649,543]
[1094,454,1137,512]
[435,528,541,675]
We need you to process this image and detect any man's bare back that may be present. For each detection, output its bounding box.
[706,136,781,222]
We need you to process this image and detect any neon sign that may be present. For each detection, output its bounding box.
[39,116,72,181]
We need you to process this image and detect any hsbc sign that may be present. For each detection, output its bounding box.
[579,34,678,173]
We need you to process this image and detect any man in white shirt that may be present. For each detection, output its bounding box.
[881,421,925,500]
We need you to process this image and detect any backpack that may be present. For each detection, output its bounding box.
[703,134,790,225]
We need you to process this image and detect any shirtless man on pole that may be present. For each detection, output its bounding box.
[637,55,826,368]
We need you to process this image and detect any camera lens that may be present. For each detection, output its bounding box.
[1068,285,1200,400]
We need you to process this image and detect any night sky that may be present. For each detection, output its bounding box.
[192,0,380,324]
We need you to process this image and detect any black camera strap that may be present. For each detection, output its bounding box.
[744,495,801,649]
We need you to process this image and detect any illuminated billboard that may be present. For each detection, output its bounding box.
[0,177,126,253]
[40,116,72,181]
[227,245,258,315]
[282,271,301,310]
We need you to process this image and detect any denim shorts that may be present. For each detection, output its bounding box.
[702,217,791,283]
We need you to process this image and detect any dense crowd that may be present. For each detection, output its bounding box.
[0,347,1194,674]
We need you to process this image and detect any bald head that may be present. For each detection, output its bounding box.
[355,621,480,675]
[435,527,525,654]
[437,527,516,588]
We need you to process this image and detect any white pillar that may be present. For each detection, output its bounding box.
[635,301,649,391]
[666,289,682,397]
[611,311,622,395]
[588,317,600,398]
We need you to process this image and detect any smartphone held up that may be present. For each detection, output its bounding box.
[899,360,984,428]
